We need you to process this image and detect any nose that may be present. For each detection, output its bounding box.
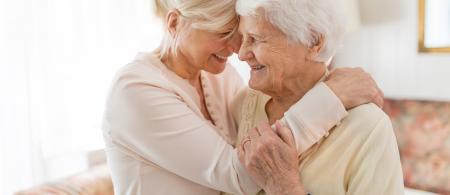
[238,39,252,62]
[226,32,242,54]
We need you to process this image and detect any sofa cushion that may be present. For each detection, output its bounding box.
[383,99,450,194]
[15,165,113,195]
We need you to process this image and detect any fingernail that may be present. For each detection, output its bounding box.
[275,120,282,130]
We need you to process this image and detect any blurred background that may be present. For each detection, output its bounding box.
[0,0,449,194]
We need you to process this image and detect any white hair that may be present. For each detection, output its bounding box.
[236,0,346,63]
[154,0,238,59]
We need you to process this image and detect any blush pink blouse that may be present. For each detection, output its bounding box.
[102,52,347,195]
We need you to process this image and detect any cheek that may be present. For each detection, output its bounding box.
[201,41,225,61]
[208,38,227,51]
[263,56,289,89]
[191,37,222,57]
[253,46,271,65]
[250,57,276,89]
[254,48,282,76]
[270,67,285,90]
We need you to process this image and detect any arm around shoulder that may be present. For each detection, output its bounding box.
[283,82,349,154]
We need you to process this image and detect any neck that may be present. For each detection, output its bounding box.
[161,49,201,85]
[266,62,326,123]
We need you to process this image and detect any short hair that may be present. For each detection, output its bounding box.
[236,0,346,63]
[154,0,239,58]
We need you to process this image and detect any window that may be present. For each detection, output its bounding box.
[0,0,162,193]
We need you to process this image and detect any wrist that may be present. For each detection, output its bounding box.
[324,80,348,109]
[288,185,306,195]
[265,184,305,195]
[265,175,305,195]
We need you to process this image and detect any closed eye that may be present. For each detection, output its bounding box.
[219,31,233,38]
[247,33,265,44]
[246,35,260,44]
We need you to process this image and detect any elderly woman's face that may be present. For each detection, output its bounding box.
[238,14,318,94]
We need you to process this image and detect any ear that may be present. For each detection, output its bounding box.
[308,33,325,60]
[166,9,181,37]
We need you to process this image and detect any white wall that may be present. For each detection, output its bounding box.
[334,0,450,101]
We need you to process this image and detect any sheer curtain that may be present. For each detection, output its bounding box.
[0,0,162,193]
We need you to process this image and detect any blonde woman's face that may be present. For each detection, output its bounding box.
[177,21,241,74]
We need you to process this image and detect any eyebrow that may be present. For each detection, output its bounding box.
[216,28,234,34]
[222,28,235,32]
[248,32,265,39]
[238,24,265,39]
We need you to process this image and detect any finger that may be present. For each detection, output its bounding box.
[248,127,260,141]
[356,67,365,72]
[237,144,246,164]
[376,86,385,107]
[324,68,336,81]
[370,80,384,108]
[328,68,337,74]
[241,137,252,152]
[275,120,296,148]
[373,93,384,108]
[241,139,251,153]
[256,122,275,136]
[378,86,385,99]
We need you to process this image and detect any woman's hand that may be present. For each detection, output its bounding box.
[238,121,306,195]
[325,67,384,109]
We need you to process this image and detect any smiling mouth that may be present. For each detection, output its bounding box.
[250,65,266,70]
[213,54,228,61]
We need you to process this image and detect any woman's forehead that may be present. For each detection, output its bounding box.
[211,17,239,33]
[239,15,273,34]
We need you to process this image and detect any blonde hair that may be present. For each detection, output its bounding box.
[154,0,239,59]
[236,0,345,63]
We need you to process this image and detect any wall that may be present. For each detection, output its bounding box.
[334,0,450,101]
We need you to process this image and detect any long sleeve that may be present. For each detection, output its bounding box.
[346,114,405,195]
[231,82,348,156]
[282,82,348,154]
[103,68,260,194]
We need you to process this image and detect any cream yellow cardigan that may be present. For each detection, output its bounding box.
[231,89,405,195]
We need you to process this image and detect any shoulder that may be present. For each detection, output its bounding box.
[333,103,393,142]
[346,103,389,125]
[111,52,176,93]
[117,52,167,80]
[105,52,184,111]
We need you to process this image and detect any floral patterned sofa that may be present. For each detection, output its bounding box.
[15,165,113,195]
[383,99,450,195]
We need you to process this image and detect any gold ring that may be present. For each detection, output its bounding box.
[242,136,251,147]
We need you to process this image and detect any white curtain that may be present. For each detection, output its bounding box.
[0,0,162,193]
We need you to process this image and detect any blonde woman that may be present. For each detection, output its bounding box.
[102,0,383,194]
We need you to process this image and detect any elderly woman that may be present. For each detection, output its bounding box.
[233,0,405,195]
[102,0,384,194]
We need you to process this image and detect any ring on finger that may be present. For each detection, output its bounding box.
[242,136,251,148]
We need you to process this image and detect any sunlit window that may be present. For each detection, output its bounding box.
[424,0,450,48]
[0,0,162,193]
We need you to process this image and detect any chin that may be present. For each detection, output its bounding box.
[249,74,274,94]
[205,64,226,74]
[248,78,265,91]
